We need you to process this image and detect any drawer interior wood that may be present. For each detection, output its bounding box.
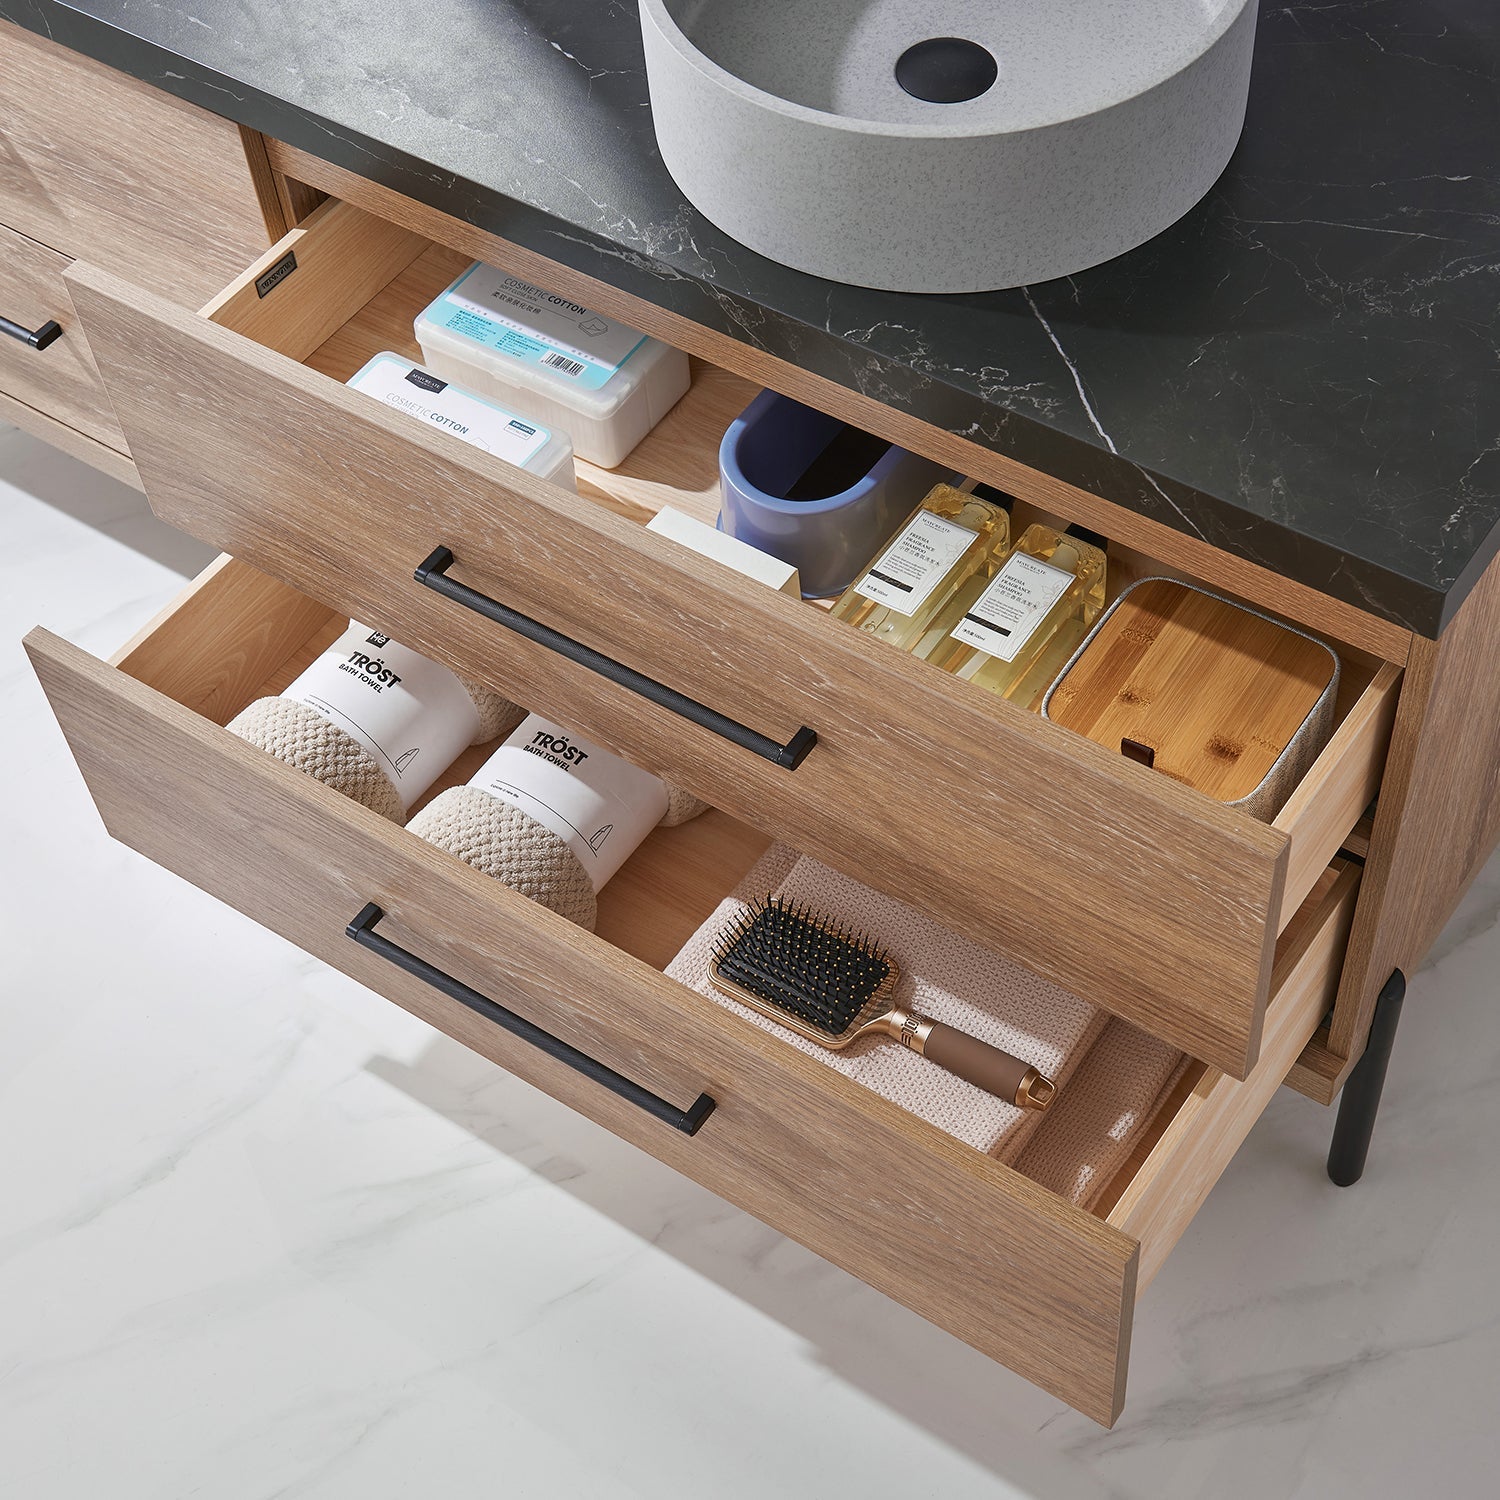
[27,556,1360,1424]
[63,200,1398,1079]
[128,564,780,971]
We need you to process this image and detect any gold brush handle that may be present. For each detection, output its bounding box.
[894,1010,1056,1110]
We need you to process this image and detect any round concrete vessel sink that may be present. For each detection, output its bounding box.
[640,0,1259,293]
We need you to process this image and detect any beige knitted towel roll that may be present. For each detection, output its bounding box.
[408,774,709,928]
[1012,1019,1190,1209]
[662,785,709,827]
[408,785,599,926]
[462,679,528,744]
[665,847,1107,1160]
[228,676,521,822]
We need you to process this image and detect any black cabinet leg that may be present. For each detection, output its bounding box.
[1327,969,1407,1186]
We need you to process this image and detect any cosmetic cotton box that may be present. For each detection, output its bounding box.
[1042,577,1340,822]
[415,263,691,468]
[346,352,576,490]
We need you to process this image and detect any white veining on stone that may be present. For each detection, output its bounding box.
[7,0,1495,632]
[1023,288,1117,454]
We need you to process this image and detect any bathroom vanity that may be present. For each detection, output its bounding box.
[8,1,1499,1427]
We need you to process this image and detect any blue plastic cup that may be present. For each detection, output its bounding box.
[718,389,949,598]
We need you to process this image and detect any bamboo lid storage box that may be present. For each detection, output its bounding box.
[1042,578,1340,822]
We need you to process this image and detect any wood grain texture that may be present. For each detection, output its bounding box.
[1090,861,1352,1212]
[214,213,1395,959]
[66,255,1299,1077]
[1272,662,1399,926]
[1285,1030,1345,1105]
[1327,549,1500,1064]
[1046,580,1337,803]
[26,615,1143,1426]
[0,21,270,304]
[198,200,430,360]
[263,141,1412,666]
[1342,812,1375,861]
[0,385,139,489]
[0,223,126,450]
[237,128,296,242]
[108,554,779,966]
[286,234,1396,991]
[269,170,328,231]
[108,555,337,720]
[1108,860,1359,1289]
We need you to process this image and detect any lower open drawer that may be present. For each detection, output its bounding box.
[25,556,1360,1426]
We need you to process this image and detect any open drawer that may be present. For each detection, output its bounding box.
[62,200,1398,1078]
[28,556,1360,1426]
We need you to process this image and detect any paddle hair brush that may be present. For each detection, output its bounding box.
[708,897,1056,1109]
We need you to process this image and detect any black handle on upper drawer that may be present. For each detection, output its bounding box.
[346,902,716,1136]
[0,315,62,350]
[415,546,817,770]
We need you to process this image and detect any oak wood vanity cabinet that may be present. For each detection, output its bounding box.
[13,19,1500,1428]
[0,24,275,485]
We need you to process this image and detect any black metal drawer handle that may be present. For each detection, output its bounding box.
[415,545,817,769]
[0,315,62,350]
[347,902,716,1135]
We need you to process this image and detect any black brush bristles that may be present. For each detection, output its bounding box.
[710,896,892,1036]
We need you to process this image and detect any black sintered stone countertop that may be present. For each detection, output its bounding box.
[4,0,1497,637]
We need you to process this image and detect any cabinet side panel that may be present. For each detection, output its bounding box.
[1329,551,1500,1062]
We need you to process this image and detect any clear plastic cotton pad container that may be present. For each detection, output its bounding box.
[346,352,576,490]
[414,263,690,468]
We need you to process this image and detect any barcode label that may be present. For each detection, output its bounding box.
[542,351,586,377]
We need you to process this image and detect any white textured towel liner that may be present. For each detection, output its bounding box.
[1013,1019,1190,1209]
[666,845,1108,1161]
[228,675,523,823]
[406,778,707,931]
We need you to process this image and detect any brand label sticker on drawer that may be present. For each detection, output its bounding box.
[255,249,298,298]
[854,510,976,615]
[347,353,552,466]
[950,551,1073,661]
[429,263,647,390]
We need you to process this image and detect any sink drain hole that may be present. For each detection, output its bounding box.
[894,37,998,104]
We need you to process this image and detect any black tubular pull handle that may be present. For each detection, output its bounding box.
[0,315,62,350]
[415,546,817,770]
[346,903,716,1136]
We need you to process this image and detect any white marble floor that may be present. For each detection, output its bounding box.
[3,426,1497,1499]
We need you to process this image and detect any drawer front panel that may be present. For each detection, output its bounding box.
[26,619,1140,1425]
[65,258,1290,1078]
[0,21,269,304]
[0,222,125,450]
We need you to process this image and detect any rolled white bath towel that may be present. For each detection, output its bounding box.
[229,623,522,820]
[409,713,707,929]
